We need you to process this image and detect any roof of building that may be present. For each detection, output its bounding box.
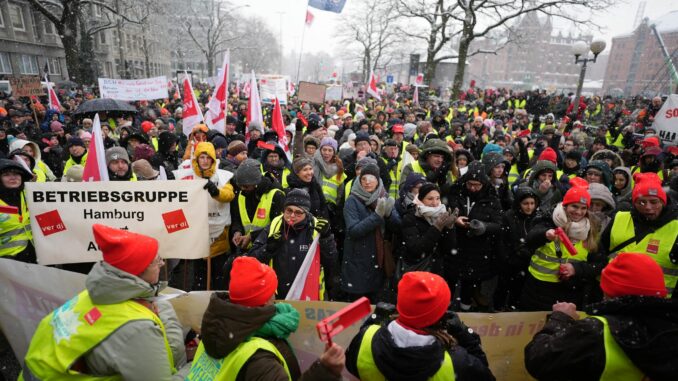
[614,11,678,38]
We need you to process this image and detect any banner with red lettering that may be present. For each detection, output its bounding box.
[651,93,678,146]
[24,181,210,265]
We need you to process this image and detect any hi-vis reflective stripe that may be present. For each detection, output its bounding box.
[322,180,339,203]
[529,259,560,275]
[2,226,31,238]
[2,240,30,249]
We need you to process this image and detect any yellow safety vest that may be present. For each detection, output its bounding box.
[606,131,624,149]
[382,157,403,200]
[591,316,645,381]
[22,290,175,381]
[151,137,159,151]
[321,172,346,205]
[410,161,426,176]
[357,325,455,381]
[0,192,32,258]
[186,337,290,381]
[508,163,521,186]
[238,189,283,236]
[268,215,325,300]
[630,166,665,182]
[63,152,88,176]
[260,165,290,189]
[608,212,678,296]
[529,239,590,283]
[344,179,354,202]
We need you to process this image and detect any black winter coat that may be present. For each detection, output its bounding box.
[525,296,678,381]
[400,208,455,276]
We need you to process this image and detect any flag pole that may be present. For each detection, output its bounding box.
[296,2,309,83]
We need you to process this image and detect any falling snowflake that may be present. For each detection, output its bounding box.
[50,298,82,344]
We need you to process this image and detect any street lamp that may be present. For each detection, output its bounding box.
[571,38,606,105]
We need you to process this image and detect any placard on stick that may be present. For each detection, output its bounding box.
[298,82,326,104]
[9,76,44,97]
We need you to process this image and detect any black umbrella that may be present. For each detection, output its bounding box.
[74,98,137,116]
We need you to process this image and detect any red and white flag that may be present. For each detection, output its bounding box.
[305,10,314,26]
[246,70,263,141]
[366,71,381,101]
[182,73,203,137]
[285,235,322,301]
[82,114,110,182]
[272,97,292,161]
[242,80,251,99]
[288,81,296,96]
[413,85,419,106]
[205,50,229,134]
[46,81,61,111]
[415,73,424,86]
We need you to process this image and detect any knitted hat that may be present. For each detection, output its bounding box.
[50,121,64,132]
[235,158,263,186]
[93,224,158,276]
[588,183,616,210]
[141,121,155,134]
[319,137,338,152]
[384,139,397,147]
[565,150,582,162]
[391,124,404,134]
[356,157,378,170]
[132,159,159,180]
[133,144,155,162]
[211,136,229,150]
[562,186,591,207]
[632,172,666,204]
[538,147,558,164]
[600,253,667,298]
[284,189,311,214]
[397,272,451,329]
[360,163,380,179]
[355,131,370,145]
[417,183,440,201]
[292,157,313,174]
[247,120,264,133]
[68,137,86,148]
[229,257,278,307]
[568,176,589,189]
[227,140,247,156]
[62,164,84,182]
[105,147,130,164]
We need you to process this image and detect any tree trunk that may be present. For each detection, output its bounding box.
[60,19,82,83]
[452,33,471,99]
[207,54,214,78]
[78,18,96,85]
[143,32,150,77]
[424,56,437,85]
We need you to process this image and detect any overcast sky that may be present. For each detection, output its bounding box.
[232,0,678,56]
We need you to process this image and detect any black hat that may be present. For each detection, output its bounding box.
[226,115,238,125]
[211,135,228,150]
[68,137,86,148]
[417,182,440,201]
[0,158,33,182]
[360,163,380,179]
[565,150,583,162]
[284,188,311,214]
[384,139,398,147]
[355,131,370,145]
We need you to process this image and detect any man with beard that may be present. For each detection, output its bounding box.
[105,147,136,181]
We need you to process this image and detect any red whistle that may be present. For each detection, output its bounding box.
[554,227,577,256]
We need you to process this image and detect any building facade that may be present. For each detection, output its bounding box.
[466,13,602,93]
[603,11,678,97]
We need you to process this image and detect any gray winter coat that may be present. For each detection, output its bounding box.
[83,262,188,380]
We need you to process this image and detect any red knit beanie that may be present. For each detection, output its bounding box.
[141,121,155,134]
[632,172,666,205]
[538,147,557,164]
[229,257,278,307]
[568,177,589,189]
[601,253,667,298]
[562,185,591,207]
[93,224,158,276]
[397,272,451,329]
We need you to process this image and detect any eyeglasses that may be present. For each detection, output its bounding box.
[284,208,305,217]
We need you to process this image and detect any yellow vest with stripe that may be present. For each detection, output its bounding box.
[63,152,88,175]
[606,131,625,149]
[591,316,645,381]
[238,189,283,236]
[268,214,325,300]
[22,290,175,380]
[608,211,678,296]
[382,157,403,200]
[344,179,354,201]
[508,163,520,186]
[0,192,32,258]
[186,337,291,381]
[357,325,455,381]
[410,161,426,176]
[529,239,590,283]
[321,172,346,205]
[630,166,665,182]
[260,165,290,189]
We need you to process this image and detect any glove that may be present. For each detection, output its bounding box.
[375,198,387,218]
[433,212,453,231]
[203,180,220,197]
[295,118,305,131]
[382,197,395,218]
[467,219,486,236]
[314,218,331,237]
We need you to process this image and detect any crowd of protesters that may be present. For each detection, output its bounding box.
[2,83,678,380]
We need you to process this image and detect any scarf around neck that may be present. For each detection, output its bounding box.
[351,177,385,207]
[313,150,338,179]
[414,198,447,225]
[552,202,590,242]
[252,302,300,340]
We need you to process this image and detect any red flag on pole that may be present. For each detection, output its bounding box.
[305,10,314,26]
[82,114,110,182]
[46,82,61,111]
[246,70,263,142]
[367,71,381,101]
[413,85,419,106]
[182,73,203,136]
[205,50,229,134]
[285,236,322,301]
[272,97,292,161]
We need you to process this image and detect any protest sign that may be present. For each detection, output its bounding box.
[342,82,361,99]
[25,180,210,265]
[9,76,44,97]
[298,82,326,104]
[651,93,678,146]
[98,76,169,101]
[259,75,289,105]
[325,85,343,101]
[0,260,543,380]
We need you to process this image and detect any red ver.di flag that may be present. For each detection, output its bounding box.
[182,73,203,136]
[285,236,322,301]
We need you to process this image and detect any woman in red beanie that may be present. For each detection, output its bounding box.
[345,271,495,381]
[520,180,604,311]
[525,253,678,381]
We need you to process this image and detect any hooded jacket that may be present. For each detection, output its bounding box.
[525,296,678,381]
[482,151,513,211]
[612,166,633,211]
[9,139,55,181]
[400,138,454,194]
[198,293,339,381]
[527,160,564,213]
[150,132,179,179]
[78,262,187,380]
[261,142,291,185]
[499,186,542,270]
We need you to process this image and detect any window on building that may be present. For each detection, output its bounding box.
[0,52,12,74]
[44,18,55,35]
[19,54,39,74]
[31,12,40,39]
[46,57,60,75]
[99,31,106,44]
[9,3,25,31]
[0,6,5,28]
[92,4,102,17]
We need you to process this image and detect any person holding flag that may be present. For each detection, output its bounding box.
[249,189,337,299]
